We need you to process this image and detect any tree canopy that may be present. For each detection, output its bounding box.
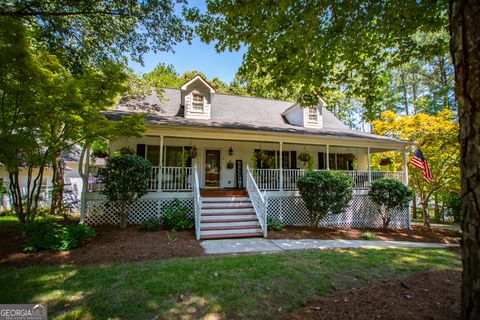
[372,109,460,226]
[188,0,451,124]
[1,0,192,69]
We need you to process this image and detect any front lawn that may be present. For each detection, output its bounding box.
[0,248,460,319]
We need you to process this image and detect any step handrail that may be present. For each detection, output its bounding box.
[193,164,202,240]
[246,164,268,237]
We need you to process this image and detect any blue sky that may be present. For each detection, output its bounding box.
[128,0,246,84]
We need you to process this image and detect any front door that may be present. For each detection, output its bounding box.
[205,150,220,187]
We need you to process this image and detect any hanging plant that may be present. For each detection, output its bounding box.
[380,157,392,166]
[92,150,109,158]
[187,146,197,159]
[298,152,312,165]
[254,150,269,161]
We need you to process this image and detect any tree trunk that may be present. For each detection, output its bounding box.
[450,0,480,318]
[434,192,440,220]
[8,171,25,223]
[422,201,430,228]
[50,151,65,216]
[412,195,417,219]
[412,72,418,115]
[400,69,409,115]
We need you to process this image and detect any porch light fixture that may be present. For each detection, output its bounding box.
[228,147,233,155]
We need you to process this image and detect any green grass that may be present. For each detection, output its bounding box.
[0,248,460,319]
[0,215,20,225]
[0,214,78,226]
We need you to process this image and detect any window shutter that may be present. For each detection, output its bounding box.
[318,152,325,170]
[136,144,146,158]
[184,146,193,167]
[290,151,297,169]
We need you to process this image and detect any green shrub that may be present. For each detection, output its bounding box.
[297,171,355,227]
[161,199,194,231]
[97,154,151,228]
[59,224,96,250]
[267,216,285,231]
[369,178,413,228]
[23,218,62,252]
[361,231,377,240]
[139,217,162,232]
[23,218,95,252]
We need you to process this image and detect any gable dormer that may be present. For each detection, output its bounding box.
[283,97,326,129]
[180,75,215,120]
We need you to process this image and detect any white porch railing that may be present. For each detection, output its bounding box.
[254,169,405,191]
[88,166,193,192]
[160,167,193,191]
[193,164,202,240]
[148,166,160,191]
[246,165,268,237]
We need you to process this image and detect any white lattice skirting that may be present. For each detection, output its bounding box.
[85,198,194,225]
[267,195,409,229]
[85,195,408,229]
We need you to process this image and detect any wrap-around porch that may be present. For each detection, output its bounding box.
[84,132,410,239]
[89,136,409,193]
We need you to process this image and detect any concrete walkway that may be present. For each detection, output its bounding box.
[411,221,461,231]
[200,238,458,255]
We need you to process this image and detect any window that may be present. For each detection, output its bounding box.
[146,145,160,166]
[164,146,192,167]
[192,93,204,112]
[318,152,356,170]
[254,150,293,169]
[308,107,318,122]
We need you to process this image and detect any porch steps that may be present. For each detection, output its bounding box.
[199,190,262,240]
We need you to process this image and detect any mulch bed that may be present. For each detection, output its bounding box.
[269,225,459,244]
[0,221,458,268]
[0,224,204,267]
[283,269,461,320]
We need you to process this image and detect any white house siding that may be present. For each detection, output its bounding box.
[303,107,323,129]
[182,81,212,120]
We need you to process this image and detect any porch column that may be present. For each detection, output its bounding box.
[367,147,372,183]
[402,147,409,185]
[326,144,330,170]
[279,141,283,191]
[158,135,164,192]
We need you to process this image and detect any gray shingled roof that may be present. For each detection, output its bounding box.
[106,88,408,145]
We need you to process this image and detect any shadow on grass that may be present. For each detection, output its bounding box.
[0,248,461,320]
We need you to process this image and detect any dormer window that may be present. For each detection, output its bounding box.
[308,107,318,123]
[192,93,204,112]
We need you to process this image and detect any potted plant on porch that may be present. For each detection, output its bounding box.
[298,151,312,165]
[253,150,269,162]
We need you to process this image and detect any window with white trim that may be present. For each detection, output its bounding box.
[308,107,318,122]
[192,93,204,112]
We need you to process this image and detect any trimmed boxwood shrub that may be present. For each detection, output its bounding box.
[369,178,413,228]
[97,154,151,229]
[297,171,355,227]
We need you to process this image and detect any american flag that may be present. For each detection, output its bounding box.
[409,149,433,182]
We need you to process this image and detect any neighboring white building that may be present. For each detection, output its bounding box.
[0,149,83,211]
[80,76,411,239]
